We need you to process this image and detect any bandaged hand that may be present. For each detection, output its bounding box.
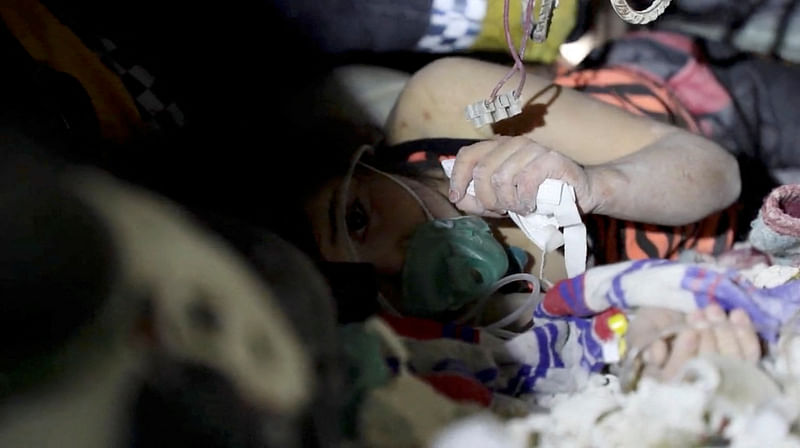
[447,136,596,217]
[629,304,762,382]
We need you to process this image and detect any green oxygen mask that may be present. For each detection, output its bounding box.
[400,215,510,318]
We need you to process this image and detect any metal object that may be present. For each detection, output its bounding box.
[609,0,673,24]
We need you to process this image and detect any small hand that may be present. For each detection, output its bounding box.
[630,304,762,382]
[448,136,596,217]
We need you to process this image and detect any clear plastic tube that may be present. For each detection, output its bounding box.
[359,162,434,220]
[338,144,372,262]
[489,0,536,101]
[457,272,541,337]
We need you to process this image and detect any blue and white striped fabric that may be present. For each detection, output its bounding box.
[415,0,487,52]
[397,259,800,404]
[538,259,800,343]
[401,317,599,399]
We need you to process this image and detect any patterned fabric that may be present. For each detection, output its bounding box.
[381,307,621,399]
[539,258,800,343]
[585,208,737,265]
[554,67,700,133]
[415,0,486,52]
[570,31,738,142]
[380,313,481,343]
[379,257,800,403]
[94,37,186,132]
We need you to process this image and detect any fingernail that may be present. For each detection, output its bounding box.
[449,189,459,202]
[729,309,749,325]
[707,305,725,323]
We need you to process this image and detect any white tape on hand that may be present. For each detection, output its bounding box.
[441,159,587,278]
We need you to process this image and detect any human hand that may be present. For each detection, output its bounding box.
[628,304,762,383]
[447,136,597,217]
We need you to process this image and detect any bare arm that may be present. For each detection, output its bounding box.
[585,131,740,225]
[386,56,677,163]
[387,57,741,225]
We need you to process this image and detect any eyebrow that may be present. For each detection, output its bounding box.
[328,185,340,245]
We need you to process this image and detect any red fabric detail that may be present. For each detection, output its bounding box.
[421,373,493,407]
[667,59,731,116]
[407,151,427,162]
[379,313,446,340]
[542,284,576,316]
[378,313,480,343]
[592,308,622,342]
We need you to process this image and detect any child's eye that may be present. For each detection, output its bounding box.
[346,198,369,240]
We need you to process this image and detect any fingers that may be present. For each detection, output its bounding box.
[706,304,742,359]
[690,307,719,356]
[660,327,700,381]
[693,304,759,361]
[730,308,761,362]
[640,339,669,380]
[449,139,497,205]
[627,307,683,352]
[471,137,533,212]
[630,307,684,335]
[643,339,669,366]
[449,136,570,216]
[492,143,547,212]
[453,193,499,216]
[514,151,565,213]
[638,305,762,383]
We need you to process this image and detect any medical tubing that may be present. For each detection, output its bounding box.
[458,272,541,330]
[338,146,441,317]
[514,0,537,96]
[339,145,372,262]
[359,163,434,220]
[490,0,534,101]
[484,273,541,330]
[376,292,404,317]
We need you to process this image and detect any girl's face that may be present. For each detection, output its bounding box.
[306,167,459,275]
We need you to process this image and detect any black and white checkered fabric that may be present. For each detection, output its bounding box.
[415,0,486,52]
[95,37,186,131]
